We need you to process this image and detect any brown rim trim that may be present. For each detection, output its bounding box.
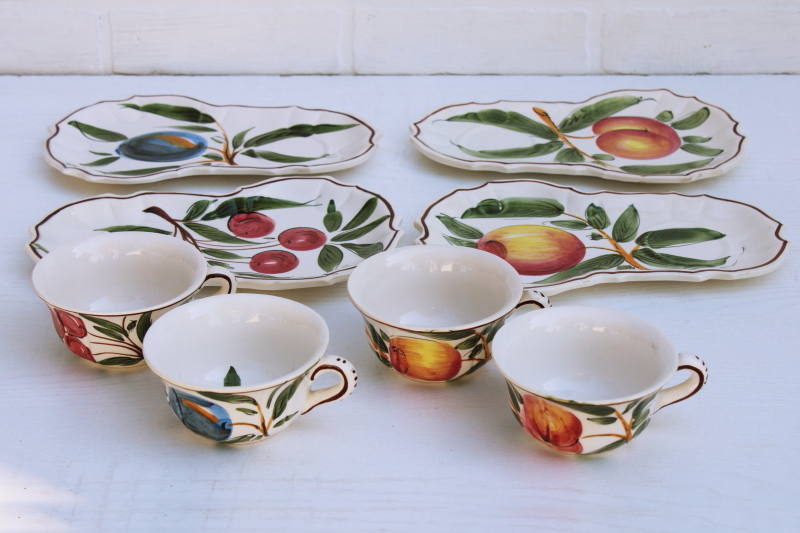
[205,272,235,294]
[27,176,402,283]
[416,179,788,289]
[45,94,378,180]
[661,365,706,407]
[302,364,349,414]
[411,88,745,179]
[514,299,546,310]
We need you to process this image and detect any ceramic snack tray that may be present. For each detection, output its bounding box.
[411,89,745,183]
[415,179,788,295]
[46,95,379,185]
[27,176,402,290]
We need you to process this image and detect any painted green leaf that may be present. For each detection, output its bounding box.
[620,158,714,175]
[324,211,343,232]
[232,127,253,150]
[198,391,257,405]
[341,198,378,232]
[632,248,729,269]
[612,205,639,243]
[631,410,650,430]
[68,120,128,142]
[585,438,628,455]
[508,381,524,404]
[223,434,262,444]
[94,326,125,342]
[182,199,217,221]
[210,137,224,144]
[558,96,644,133]
[461,197,564,219]
[484,318,506,343]
[120,103,215,123]
[550,220,589,230]
[201,249,247,260]
[417,330,474,341]
[318,244,344,272]
[681,144,724,157]
[467,344,484,359]
[169,125,217,132]
[183,222,255,244]
[366,321,388,354]
[535,254,625,284]
[224,366,241,387]
[435,214,483,239]
[379,330,390,342]
[452,358,487,380]
[511,409,523,426]
[617,265,635,270]
[341,242,383,259]
[455,335,480,351]
[590,233,603,240]
[635,228,725,248]
[446,109,559,140]
[207,260,233,269]
[455,140,563,159]
[682,136,711,143]
[331,215,390,242]
[97,356,143,366]
[266,386,279,409]
[240,149,326,163]
[655,110,674,122]
[236,408,258,415]
[90,151,112,156]
[592,153,615,161]
[633,418,651,438]
[203,153,224,161]
[587,416,618,425]
[443,235,477,248]
[243,123,357,148]
[201,196,314,220]
[507,383,521,412]
[126,321,137,331]
[273,412,298,428]
[82,156,120,167]
[105,166,180,176]
[372,347,392,367]
[272,375,304,420]
[32,243,48,254]
[549,400,616,417]
[95,225,171,235]
[671,107,710,130]
[81,315,128,338]
[586,204,610,230]
[136,312,152,342]
[555,147,584,163]
[622,399,640,415]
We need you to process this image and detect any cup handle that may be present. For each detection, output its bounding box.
[653,353,708,412]
[302,355,357,414]
[514,289,552,310]
[200,266,237,296]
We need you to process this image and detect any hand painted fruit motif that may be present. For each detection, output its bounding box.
[477,225,585,276]
[227,212,275,238]
[250,250,299,274]
[168,388,232,442]
[50,308,94,362]
[520,395,583,454]
[117,131,207,162]
[388,337,462,381]
[278,228,327,251]
[593,117,681,160]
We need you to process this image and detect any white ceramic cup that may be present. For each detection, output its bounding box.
[493,306,708,455]
[347,245,550,382]
[31,232,236,367]
[143,293,357,444]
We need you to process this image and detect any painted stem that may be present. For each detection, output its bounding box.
[142,206,199,248]
[562,212,649,270]
[532,107,621,169]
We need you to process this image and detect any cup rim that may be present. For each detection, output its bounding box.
[31,232,208,317]
[492,306,678,406]
[346,245,523,332]
[143,293,330,394]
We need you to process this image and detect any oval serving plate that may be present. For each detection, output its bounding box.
[415,180,787,295]
[27,176,402,290]
[411,89,745,184]
[46,95,379,185]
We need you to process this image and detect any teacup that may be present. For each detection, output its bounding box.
[347,245,550,382]
[31,232,236,367]
[143,293,357,444]
[493,306,708,455]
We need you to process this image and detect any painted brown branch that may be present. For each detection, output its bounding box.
[213,120,237,165]
[532,107,621,169]
[562,212,649,270]
[614,410,634,441]
[143,206,199,248]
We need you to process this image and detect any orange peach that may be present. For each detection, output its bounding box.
[389,337,462,381]
[477,225,585,276]
[593,116,681,160]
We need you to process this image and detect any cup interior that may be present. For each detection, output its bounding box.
[347,246,521,329]
[143,294,328,390]
[32,232,206,314]
[493,307,677,403]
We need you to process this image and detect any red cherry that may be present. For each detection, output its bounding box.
[64,335,95,362]
[250,250,299,274]
[278,228,327,251]
[55,309,87,338]
[227,212,276,238]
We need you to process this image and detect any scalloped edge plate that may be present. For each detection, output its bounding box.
[46,95,380,185]
[27,176,403,290]
[410,89,745,184]
[415,179,788,295]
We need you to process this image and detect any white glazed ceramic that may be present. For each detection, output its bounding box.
[415,179,788,295]
[143,293,357,444]
[347,245,550,382]
[46,95,380,185]
[493,306,708,455]
[31,232,236,367]
[26,176,402,290]
[411,89,744,183]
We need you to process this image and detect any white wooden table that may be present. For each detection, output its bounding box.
[1,75,797,532]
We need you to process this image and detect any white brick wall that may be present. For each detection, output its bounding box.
[0,0,797,75]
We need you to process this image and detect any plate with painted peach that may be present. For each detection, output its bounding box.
[415,179,788,295]
[410,89,745,183]
[27,176,402,290]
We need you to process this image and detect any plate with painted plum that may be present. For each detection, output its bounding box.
[27,176,402,290]
[415,180,788,295]
[411,89,745,183]
[46,95,379,185]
